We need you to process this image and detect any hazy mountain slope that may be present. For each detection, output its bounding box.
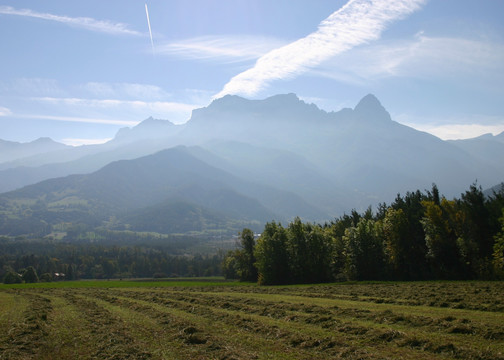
[308,95,501,198]
[183,93,503,200]
[119,199,264,234]
[448,132,504,170]
[71,146,323,219]
[182,93,336,152]
[324,109,496,199]
[121,200,227,233]
[111,117,183,145]
[186,142,355,215]
[0,137,185,194]
[483,182,504,197]
[0,117,182,172]
[0,137,70,164]
[0,146,327,236]
[0,142,107,171]
[0,117,185,193]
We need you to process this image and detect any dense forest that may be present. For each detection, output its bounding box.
[0,231,225,283]
[224,183,504,284]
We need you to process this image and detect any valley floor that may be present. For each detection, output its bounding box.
[0,281,503,359]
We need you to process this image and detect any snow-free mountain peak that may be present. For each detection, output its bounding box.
[32,137,60,145]
[205,93,303,113]
[353,93,391,122]
[355,94,381,108]
[205,94,250,112]
[190,93,324,127]
[262,92,300,104]
[113,116,178,143]
[0,136,69,164]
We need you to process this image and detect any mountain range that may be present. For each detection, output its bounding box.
[1,94,503,236]
[0,137,70,165]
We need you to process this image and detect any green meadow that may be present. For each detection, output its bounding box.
[1,281,503,359]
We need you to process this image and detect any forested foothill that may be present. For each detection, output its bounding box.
[224,183,504,284]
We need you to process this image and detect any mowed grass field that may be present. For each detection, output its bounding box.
[0,281,503,359]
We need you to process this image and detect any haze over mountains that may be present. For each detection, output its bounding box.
[1,94,503,236]
[0,137,70,165]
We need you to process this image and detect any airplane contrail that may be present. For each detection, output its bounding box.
[215,0,426,98]
[145,3,154,55]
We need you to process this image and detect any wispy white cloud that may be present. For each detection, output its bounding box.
[0,106,12,116]
[384,35,504,80]
[157,35,285,63]
[315,34,504,83]
[180,89,216,106]
[14,113,139,126]
[1,79,174,101]
[1,79,204,125]
[0,5,141,36]
[61,137,112,146]
[0,78,66,97]
[27,96,198,124]
[215,0,426,98]
[34,97,196,114]
[82,82,171,100]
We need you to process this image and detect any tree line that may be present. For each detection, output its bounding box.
[1,240,224,283]
[224,184,504,284]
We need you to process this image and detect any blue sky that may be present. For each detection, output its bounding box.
[0,0,503,145]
